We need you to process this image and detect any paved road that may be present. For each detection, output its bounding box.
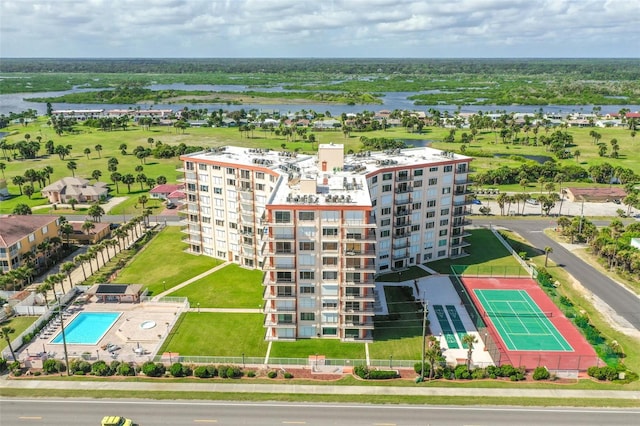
[1,399,639,426]
[474,218,640,331]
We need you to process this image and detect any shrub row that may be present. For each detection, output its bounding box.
[354,366,399,380]
[413,363,527,381]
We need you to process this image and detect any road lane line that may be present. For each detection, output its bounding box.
[193,420,217,423]
[18,417,43,420]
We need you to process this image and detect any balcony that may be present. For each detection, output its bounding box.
[392,250,409,260]
[263,262,295,270]
[264,318,296,327]
[452,218,472,227]
[273,250,296,256]
[394,196,412,205]
[340,321,375,329]
[394,219,411,227]
[392,239,410,250]
[265,234,295,242]
[344,250,376,257]
[263,289,296,300]
[342,233,376,242]
[396,174,413,182]
[181,235,202,244]
[453,198,474,207]
[395,209,411,217]
[343,293,376,302]
[450,239,471,249]
[341,306,375,315]
[343,262,375,271]
[454,176,473,185]
[454,188,474,196]
[451,229,472,238]
[452,207,471,217]
[395,186,413,194]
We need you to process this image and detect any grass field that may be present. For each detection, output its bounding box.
[427,228,524,274]
[159,312,268,357]
[0,316,38,352]
[269,339,366,360]
[376,266,430,283]
[169,264,263,308]
[1,118,638,215]
[115,226,222,295]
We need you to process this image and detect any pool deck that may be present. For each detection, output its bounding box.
[20,299,186,365]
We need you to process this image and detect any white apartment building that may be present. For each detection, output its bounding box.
[180,144,472,341]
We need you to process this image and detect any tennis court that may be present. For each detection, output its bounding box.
[474,289,573,352]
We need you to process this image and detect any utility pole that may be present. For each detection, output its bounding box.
[420,298,428,381]
[55,293,70,376]
[578,197,585,235]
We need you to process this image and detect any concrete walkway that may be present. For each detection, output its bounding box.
[417,263,439,275]
[152,261,231,300]
[0,377,637,400]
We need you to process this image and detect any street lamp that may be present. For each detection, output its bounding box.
[242,352,245,367]
[389,355,393,369]
[197,302,200,313]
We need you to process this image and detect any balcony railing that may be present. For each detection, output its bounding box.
[396,175,413,182]
[394,196,412,205]
[395,186,413,194]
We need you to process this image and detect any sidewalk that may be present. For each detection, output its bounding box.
[0,377,637,400]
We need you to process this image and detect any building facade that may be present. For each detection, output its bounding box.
[180,144,472,341]
[0,215,62,273]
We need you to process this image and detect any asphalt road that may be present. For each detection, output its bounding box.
[474,218,640,331]
[1,399,639,426]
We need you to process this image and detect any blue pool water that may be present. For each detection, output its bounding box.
[52,312,120,345]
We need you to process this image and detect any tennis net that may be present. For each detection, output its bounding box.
[485,311,552,318]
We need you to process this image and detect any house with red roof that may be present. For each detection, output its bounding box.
[149,184,185,201]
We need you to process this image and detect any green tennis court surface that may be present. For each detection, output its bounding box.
[445,305,469,348]
[474,289,573,351]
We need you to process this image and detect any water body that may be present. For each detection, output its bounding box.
[494,153,554,164]
[397,139,434,147]
[1,83,638,117]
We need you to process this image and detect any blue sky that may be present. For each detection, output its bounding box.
[1,0,639,58]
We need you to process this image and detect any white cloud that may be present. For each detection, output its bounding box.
[0,0,638,57]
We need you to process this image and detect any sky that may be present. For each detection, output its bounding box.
[1,0,639,58]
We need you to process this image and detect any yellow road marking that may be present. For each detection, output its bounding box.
[282,422,307,425]
[193,420,217,423]
[374,424,397,426]
[18,417,43,420]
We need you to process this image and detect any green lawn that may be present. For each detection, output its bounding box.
[369,286,425,360]
[269,339,366,360]
[375,266,430,283]
[0,316,38,352]
[426,229,524,274]
[159,312,268,357]
[115,226,222,295]
[169,264,264,308]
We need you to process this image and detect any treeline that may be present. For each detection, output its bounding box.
[2,58,640,80]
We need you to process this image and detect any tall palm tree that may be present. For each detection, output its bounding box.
[424,336,444,381]
[60,261,76,289]
[66,160,78,177]
[74,254,88,281]
[97,242,107,266]
[55,272,67,294]
[544,246,553,267]
[462,334,478,370]
[60,222,74,246]
[0,326,17,361]
[37,281,52,307]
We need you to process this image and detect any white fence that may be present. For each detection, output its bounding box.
[489,224,536,277]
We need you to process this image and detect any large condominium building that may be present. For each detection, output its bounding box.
[180,144,472,341]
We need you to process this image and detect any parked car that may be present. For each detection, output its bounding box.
[471,199,482,205]
[101,416,132,426]
[166,202,177,209]
[612,199,621,204]
[526,199,539,205]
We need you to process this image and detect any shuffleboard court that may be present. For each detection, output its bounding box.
[474,289,573,352]
[433,305,459,349]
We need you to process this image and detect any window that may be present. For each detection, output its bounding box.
[381,219,391,226]
[299,254,315,266]
[440,208,450,215]
[275,242,292,253]
[276,271,293,282]
[413,202,422,209]
[299,211,315,221]
[211,165,221,170]
[438,250,447,257]
[256,183,265,191]
[300,286,315,294]
[323,257,338,266]
[427,200,436,208]
[428,178,438,185]
[255,171,265,179]
[215,220,224,226]
[214,187,222,194]
[439,229,448,237]
[382,173,392,181]
[322,242,338,251]
[444,165,453,172]
[301,313,315,321]
[299,271,315,280]
[226,167,235,175]
[227,179,236,186]
[429,166,438,172]
[322,271,338,280]
[442,187,451,194]
[199,185,209,192]
[426,211,435,218]
[28,233,35,242]
[381,207,391,215]
[382,184,392,192]
[411,224,420,232]
[299,241,315,251]
[275,211,291,223]
[240,170,250,179]
[41,225,48,234]
[440,219,449,226]
[425,221,435,229]
[371,176,378,184]
[380,230,390,237]
[414,180,422,188]
[438,239,448,246]
[322,228,338,236]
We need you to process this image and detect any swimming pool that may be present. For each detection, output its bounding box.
[52,312,121,345]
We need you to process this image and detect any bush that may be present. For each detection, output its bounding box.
[354,366,398,379]
[267,370,277,379]
[454,365,471,380]
[42,359,65,374]
[91,360,111,376]
[559,296,573,307]
[532,366,550,380]
[170,362,186,377]
[246,370,256,378]
[194,366,210,378]
[0,358,7,372]
[206,365,218,377]
[471,368,487,380]
[218,365,241,378]
[117,363,135,376]
[587,366,619,381]
[69,359,91,374]
[142,361,165,377]
[284,372,294,379]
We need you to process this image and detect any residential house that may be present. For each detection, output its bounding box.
[41,177,109,204]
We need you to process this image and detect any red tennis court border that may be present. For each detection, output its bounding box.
[461,277,599,371]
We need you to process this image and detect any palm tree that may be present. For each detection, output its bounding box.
[86,249,97,274]
[87,203,105,222]
[60,261,76,289]
[74,254,88,281]
[81,220,95,235]
[97,242,107,266]
[92,169,102,181]
[0,326,17,361]
[138,195,148,210]
[37,281,52,307]
[544,246,553,267]
[0,162,5,179]
[83,147,91,159]
[95,144,103,158]
[110,172,122,193]
[424,336,444,381]
[60,222,74,246]
[462,334,478,370]
[66,160,78,177]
